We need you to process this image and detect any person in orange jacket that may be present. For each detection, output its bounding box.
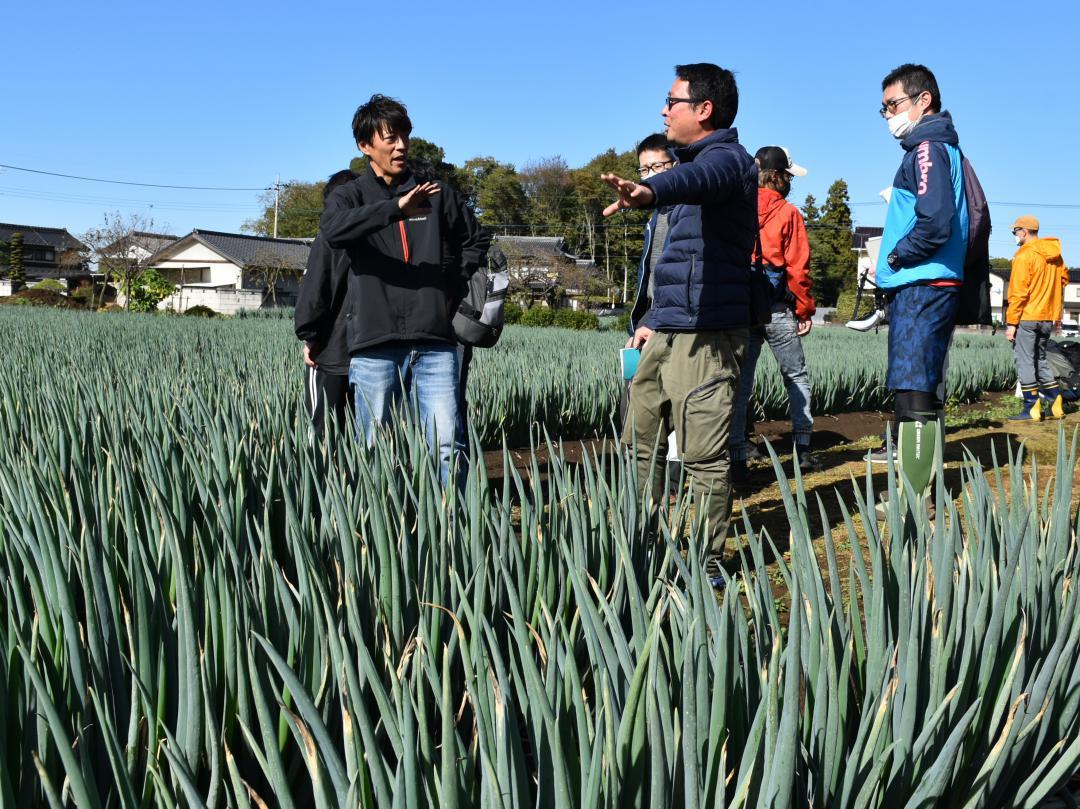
[1006,215,1069,420]
[730,146,819,482]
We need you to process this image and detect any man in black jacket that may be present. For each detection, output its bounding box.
[603,64,756,586]
[294,169,359,436]
[316,94,489,483]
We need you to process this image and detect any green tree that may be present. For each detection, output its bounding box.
[83,212,172,310]
[8,232,25,289]
[245,181,326,238]
[127,268,175,313]
[566,148,650,303]
[407,137,466,191]
[519,156,574,236]
[462,157,528,227]
[805,180,856,306]
[990,257,1011,274]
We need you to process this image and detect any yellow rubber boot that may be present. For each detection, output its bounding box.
[1040,388,1065,420]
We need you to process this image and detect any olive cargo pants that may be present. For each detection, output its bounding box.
[622,329,747,556]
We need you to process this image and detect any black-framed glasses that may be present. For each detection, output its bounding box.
[637,160,675,177]
[665,96,702,109]
[878,93,923,117]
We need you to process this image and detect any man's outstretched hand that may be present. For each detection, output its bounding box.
[398,181,441,217]
[601,174,655,217]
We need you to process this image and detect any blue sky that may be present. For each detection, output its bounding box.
[2,0,1077,261]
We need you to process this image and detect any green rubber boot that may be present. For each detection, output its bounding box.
[897,415,939,500]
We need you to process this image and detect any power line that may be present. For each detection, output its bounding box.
[0,163,270,192]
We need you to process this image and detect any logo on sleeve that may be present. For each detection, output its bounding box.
[916,142,933,196]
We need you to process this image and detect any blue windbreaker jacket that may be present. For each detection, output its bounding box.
[639,128,757,330]
[876,112,968,289]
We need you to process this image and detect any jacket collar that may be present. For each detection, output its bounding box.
[362,166,417,197]
[673,127,740,162]
[900,110,959,151]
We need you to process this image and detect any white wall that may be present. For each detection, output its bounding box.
[158,287,266,315]
[989,273,1006,323]
[152,242,242,288]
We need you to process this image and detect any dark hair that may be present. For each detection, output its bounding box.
[351,94,412,145]
[636,133,672,157]
[674,63,738,129]
[758,168,791,198]
[323,169,358,200]
[881,64,941,113]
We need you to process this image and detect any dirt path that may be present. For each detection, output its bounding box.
[482,393,1080,607]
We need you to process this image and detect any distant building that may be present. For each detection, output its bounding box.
[851,226,885,284]
[100,231,179,264]
[0,223,88,285]
[147,229,311,314]
[494,235,595,304]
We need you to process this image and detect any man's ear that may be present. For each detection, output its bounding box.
[357,140,372,157]
[696,99,713,125]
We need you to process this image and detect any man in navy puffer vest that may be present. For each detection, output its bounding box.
[602,63,756,583]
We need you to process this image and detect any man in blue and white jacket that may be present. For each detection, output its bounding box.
[877,63,968,503]
[603,63,757,581]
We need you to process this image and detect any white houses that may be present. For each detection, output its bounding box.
[147,229,310,314]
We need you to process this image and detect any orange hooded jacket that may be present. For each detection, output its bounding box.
[752,187,816,320]
[1006,238,1069,324]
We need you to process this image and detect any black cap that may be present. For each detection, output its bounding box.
[754,146,807,176]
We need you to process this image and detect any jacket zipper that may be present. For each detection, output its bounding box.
[398,220,410,264]
[687,254,696,325]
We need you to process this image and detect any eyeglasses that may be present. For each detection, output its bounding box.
[637,160,674,177]
[665,96,702,109]
[878,93,923,117]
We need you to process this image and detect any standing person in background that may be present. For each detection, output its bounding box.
[1006,215,1069,420]
[294,169,359,436]
[625,133,681,490]
[875,63,967,509]
[603,63,756,587]
[729,146,818,484]
[317,94,490,485]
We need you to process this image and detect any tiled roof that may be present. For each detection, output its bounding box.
[496,235,568,255]
[149,229,311,270]
[195,230,311,269]
[0,223,86,251]
[495,234,594,267]
[852,226,884,250]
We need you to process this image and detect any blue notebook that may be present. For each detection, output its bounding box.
[620,347,641,380]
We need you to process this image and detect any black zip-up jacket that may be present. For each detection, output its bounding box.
[318,168,490,352]
[293,234,350,375]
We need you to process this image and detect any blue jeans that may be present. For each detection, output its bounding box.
[349,342,459,486]
[730,305,813,461]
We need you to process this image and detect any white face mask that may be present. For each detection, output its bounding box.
[1014,234,1023,246]
[887,112,919,140]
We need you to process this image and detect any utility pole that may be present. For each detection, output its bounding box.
[273,174,280,238]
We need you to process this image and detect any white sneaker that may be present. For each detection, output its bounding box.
[846,309,886,332]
